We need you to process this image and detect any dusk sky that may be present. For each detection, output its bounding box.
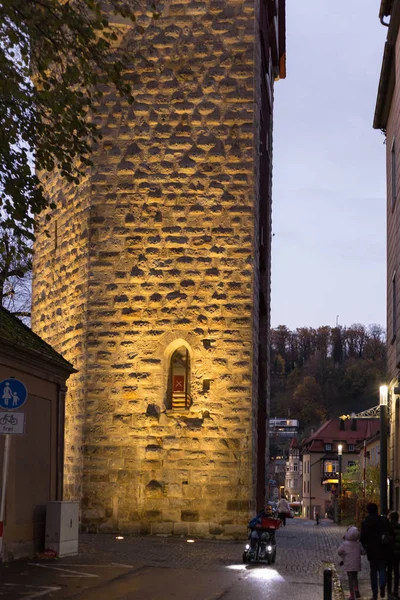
[271,0,388,331]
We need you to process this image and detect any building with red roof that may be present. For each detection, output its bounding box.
[301,417,380,519]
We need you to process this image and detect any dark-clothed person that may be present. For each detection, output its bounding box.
[360,503,392,600]
[388,511,400,598]
[249,505,275,549]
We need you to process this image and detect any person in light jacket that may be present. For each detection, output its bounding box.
[338,526,363,600]
[276,496,290,526]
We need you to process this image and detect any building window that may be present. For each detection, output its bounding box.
[348,461,356,468]
[324,460,338,474]
[392,137,396,209]
[348,444,355,452]
[294,463,298,472]
[167,346,191,410]
[325,443,332,451]
[304,481,306,493]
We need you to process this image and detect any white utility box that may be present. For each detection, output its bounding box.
[45,501,79,557]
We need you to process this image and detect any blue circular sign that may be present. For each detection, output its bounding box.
[0,379,28,410]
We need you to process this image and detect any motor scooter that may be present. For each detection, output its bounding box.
[242,532,276,564]
[242,516,280,565]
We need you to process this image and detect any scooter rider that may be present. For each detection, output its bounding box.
[249,504,275,549]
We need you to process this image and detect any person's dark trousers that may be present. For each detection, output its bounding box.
[278,512,286,526]
[387,557,400,596]
[250,530,259,550]
[369,559,387,599]
[347,571,359,598]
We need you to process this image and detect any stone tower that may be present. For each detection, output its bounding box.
[31,0,286,536]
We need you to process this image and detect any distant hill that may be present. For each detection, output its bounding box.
[270,323,386,438]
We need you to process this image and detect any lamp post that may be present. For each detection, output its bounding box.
[338,444,343,524]
[380,385,388,516]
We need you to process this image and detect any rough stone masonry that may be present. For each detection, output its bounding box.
[31,0,286,537]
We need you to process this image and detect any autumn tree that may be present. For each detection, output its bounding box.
[0,0,154,246]
[0,230,32,320]
[342,463,380,527]
[270,324,387,432]
[292,376,327,426]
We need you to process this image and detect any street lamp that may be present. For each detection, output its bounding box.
[379,385,388,516]
[338,444,343,524]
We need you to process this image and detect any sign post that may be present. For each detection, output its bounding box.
[0,378,28,559]
[0,435,11,558]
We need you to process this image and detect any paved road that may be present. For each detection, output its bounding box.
[0,519,347,600]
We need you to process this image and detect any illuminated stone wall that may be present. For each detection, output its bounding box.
[32,0,278,537]
[32,176,91,500]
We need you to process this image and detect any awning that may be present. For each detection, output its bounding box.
[322,479,338,484]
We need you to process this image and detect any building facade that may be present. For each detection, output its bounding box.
[374,0,400,511]
[0,308,74,560]
[270,418,299,438]
[285,437,302,502]
[301,418,380,519]
[31,1,286,536]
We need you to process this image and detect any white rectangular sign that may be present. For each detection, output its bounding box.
[0,412,25,434]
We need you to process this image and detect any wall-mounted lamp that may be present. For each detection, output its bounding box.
[380,385,388,406]
[337,444,343,525]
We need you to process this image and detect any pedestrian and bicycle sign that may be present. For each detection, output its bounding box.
[0,379,28,410]
[0,412,25,435]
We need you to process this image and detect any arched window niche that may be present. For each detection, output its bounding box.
[165,342,192,410]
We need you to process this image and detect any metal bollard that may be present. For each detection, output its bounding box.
[323,568,332,600]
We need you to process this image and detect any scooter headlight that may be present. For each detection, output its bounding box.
[267,545,272,552]
[245,544,250,550]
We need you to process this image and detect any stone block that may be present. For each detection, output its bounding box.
[181,510,199,522]
[151,522,174,535]
[187,523,211,537]
[173,522,189,536]
[120,522,141,535]
[222,524,247,539]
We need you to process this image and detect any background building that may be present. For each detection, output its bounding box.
[270,418,299,438]
[268,418,299,499]
[285,437,302,502]
[0,308,74,559]
[31,1,286,536]
[373,0,400,511]
[301,417,380,518]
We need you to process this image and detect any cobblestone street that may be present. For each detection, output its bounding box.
[0,518,370,599]
[77,517,345,576]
